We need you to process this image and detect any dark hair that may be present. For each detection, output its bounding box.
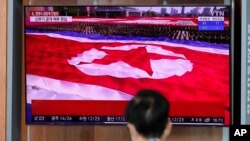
[125,89,170,138]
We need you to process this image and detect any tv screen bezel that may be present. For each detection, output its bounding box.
[24,4,232,126]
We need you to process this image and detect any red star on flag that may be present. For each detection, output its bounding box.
[93,47,153,76]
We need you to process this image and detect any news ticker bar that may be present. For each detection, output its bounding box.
[30,16,73,22]
[30,11,60,16]
[198,17,224,21]
[31,115,224,125]
[198,25,224,31]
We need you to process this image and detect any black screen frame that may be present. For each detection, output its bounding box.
[24,5,233,126]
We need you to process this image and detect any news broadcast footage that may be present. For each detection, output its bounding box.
[25,6,230,125]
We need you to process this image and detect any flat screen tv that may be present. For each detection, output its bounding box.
[25,5,231,125]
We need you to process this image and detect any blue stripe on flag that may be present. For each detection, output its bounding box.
[25,29,229,50]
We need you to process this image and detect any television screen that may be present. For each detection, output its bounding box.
[25,6,230,125]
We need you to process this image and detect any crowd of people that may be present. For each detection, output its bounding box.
[27,22,230,44]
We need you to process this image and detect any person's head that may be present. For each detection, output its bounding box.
[125,89,172,141]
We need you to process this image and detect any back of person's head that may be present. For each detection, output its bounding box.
[125,89,172,141]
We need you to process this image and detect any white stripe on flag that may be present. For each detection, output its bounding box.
[26,74,133,104]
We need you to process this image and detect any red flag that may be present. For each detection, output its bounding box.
[26,33,230,124]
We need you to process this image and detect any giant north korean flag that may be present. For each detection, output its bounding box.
[26,30,230,124]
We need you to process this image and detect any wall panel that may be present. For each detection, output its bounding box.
[0,0,7,140]
[29,126,95,141]
[24,0,78,5]
[168,127,222,141]
[168,0,223,4]
[99,0,162,5]
[94,125,129,141]
[22,0,225,141]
